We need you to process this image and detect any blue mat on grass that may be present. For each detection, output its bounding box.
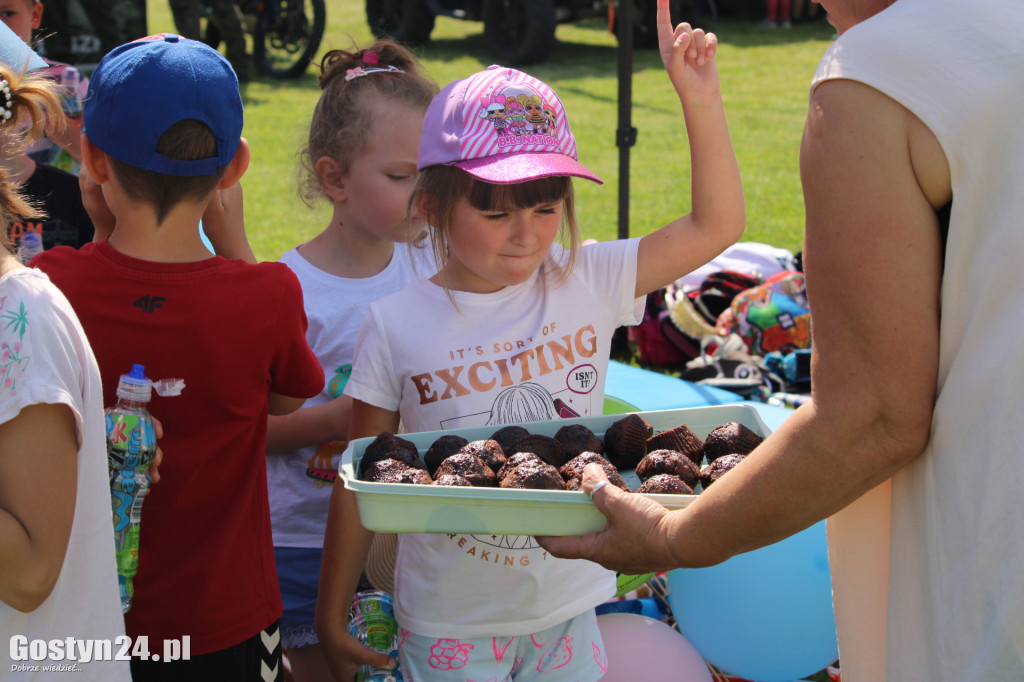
[605,361,794,431]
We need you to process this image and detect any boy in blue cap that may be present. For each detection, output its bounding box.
[33,34,324,681]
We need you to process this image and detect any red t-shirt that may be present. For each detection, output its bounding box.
[35,240,324,654]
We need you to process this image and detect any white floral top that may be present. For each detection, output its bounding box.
[0,266,130,681]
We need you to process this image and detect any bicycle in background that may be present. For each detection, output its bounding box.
[200,0,326,79]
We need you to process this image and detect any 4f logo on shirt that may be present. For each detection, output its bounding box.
[133,295,166,313]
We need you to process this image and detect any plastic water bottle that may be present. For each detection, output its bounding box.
[105,365,159,614]
[348,591,403,682]
[17,231,43,265]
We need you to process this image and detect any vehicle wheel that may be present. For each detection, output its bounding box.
[366,0,436,46]
[253,0,326,79]
[482,0,556,66]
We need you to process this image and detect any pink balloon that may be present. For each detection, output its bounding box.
[597,613,712,682]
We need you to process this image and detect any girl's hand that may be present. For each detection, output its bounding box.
[657,0,720,98]
[322,629,397,682]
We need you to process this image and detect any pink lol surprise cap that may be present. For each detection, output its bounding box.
[418,65,602,185]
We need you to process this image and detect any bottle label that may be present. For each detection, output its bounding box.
[106,409,157,612]
[350,592,399,653]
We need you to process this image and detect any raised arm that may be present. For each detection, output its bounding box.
[316,399,401,681]
[634,0,745,298]
[540,78,948,573]
[202,180,257,264]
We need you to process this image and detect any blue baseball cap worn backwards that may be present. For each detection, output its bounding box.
[84,33,243,177]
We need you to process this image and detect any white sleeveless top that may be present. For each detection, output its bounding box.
[814,1,1024,679]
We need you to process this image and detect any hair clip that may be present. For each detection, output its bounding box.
[362,52,380,65]
[0,79,11,122]
[344,64,405,81]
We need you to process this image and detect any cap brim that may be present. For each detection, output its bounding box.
[453,150,603,185]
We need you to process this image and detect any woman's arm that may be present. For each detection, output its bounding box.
[0,404,78,612]
[540,78,947,573]
[317,399,401,681]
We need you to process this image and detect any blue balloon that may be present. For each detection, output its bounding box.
[667,521,838,682]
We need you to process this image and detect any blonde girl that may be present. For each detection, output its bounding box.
[264,40,438,682]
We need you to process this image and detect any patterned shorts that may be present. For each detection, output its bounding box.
[397,609,606,682]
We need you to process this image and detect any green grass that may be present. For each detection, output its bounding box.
[144,0,834,262]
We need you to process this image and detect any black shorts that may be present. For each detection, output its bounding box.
[130,620,283,682]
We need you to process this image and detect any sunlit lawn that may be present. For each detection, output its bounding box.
[144,0,833,262]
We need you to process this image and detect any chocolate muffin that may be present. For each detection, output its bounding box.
[461,439,507,477]
[635,449,700,489]
[434,453,496,487]
[434,474,472,487]
[602,413,654,471]
[389,467,434,485]
[424,434,470,476]
[360,447,426,479]
[364,458,434,485]
[499,461,565,490]
[553,423,604,459]
[359,432,422,477]
[699,453,747,488]
[508,433,570,468]
[637,473,694,495]
[703,421,763,463]
[497,452,544,481]
[646,424,705,467]
[489,425,530,456]
[559,452,629,491]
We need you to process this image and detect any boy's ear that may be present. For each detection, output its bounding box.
[315,156,346,203]
[218,137,250,189]
[31,2,44,30]
[81,134,110,184]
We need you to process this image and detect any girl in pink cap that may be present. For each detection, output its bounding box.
[317,0,744,678]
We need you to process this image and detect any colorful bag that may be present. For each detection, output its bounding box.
[631,271,768,367]
[716,271,812,357]
[629,288,695,366]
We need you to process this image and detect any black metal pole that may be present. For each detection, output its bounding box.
[616,0,637,242]
[612,0,637,357]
